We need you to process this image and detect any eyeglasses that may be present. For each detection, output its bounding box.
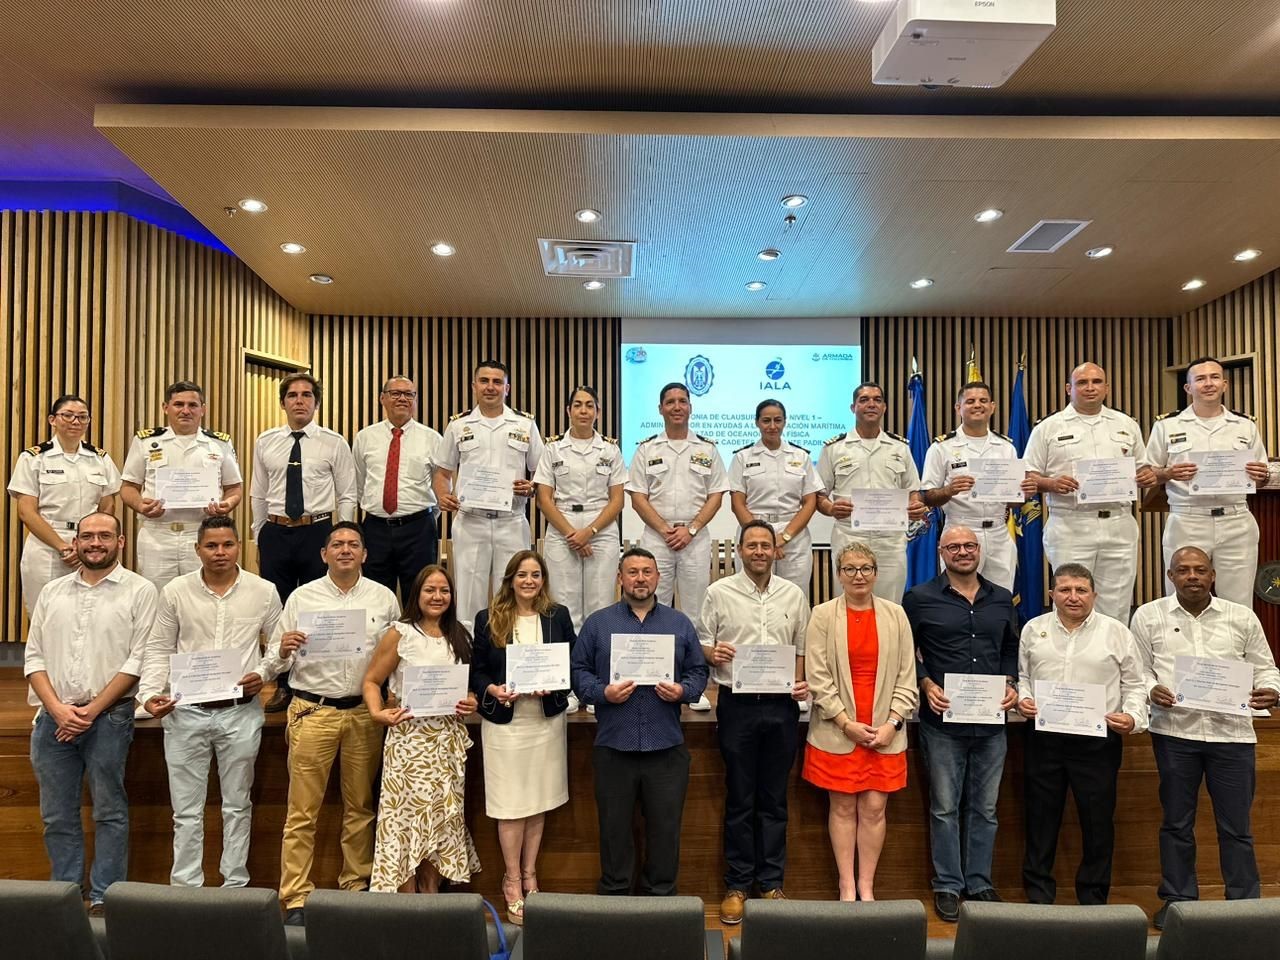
[55,413,91,424]
[383,390,417,400]
[838,565,877,578]
[940,542,980,556]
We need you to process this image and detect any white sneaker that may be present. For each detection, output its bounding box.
[566,693,580,713]
[690,694,712,712]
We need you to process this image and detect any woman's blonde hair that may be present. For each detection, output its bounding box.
[835,542,878,570]
[487,550,556,648]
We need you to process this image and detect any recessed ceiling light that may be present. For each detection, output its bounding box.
[909,277,934,289]
[1181,278,1206,291]
[430,242,456,257]
[237,198,268,214]
[757,248,781,261]
[780,195,808,209]
[1233,248,1262,262]
[308,274,334,285]
[974,208,1004,223]
[1085,245,1114,259]
[280,242,306,255]
[582,280,605,290]
[574,208,601,224]
[745,280,768,291]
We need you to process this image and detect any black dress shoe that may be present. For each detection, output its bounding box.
[284,907,306,927]
[264,685,293,713]
[1153,902,1171,930]
[934,891,960,922]
[967,888,1003,902]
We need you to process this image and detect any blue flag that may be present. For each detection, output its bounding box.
[1008,361,1045,621]
[906,370,939,589]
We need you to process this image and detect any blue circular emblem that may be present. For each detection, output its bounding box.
[625,346,648,364]
[684,355,714,396]
[765,359,786,380]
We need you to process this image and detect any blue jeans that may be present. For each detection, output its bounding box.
[30,700,135,903]
[918,722,1007,894]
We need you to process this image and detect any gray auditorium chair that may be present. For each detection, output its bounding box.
[1155,899,1280,960]
[728,899,927,960]
[953,902,1148,960]
[0,879,103,960]
[103,881,289,960]
[513,892,721,960]
[304,889,495,960]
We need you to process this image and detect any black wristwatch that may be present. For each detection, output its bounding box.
[889,717,904,731]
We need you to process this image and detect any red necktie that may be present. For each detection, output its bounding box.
[382,426,403,515]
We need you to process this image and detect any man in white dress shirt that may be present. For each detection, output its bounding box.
[139,516,282,888]
[121,380,242,589]
[24,511,157,914]
[1024,363,1157,621]
[432,360,543,624]
[699,520,809,923]
[1016,563,1147,905]
[266,521,400,925]
[351,376,442,599]
[1145,357,1270,605]
[1130,546,1280,928]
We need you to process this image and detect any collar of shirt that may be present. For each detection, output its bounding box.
[721,570,783,601]
[558,432,605,451]
[378,417,420,436]
[197,568,244,598]
[1053,610,1096,635]
[74,564,129,589]
[464,405,518,424]
[1061,404,1119,423]
[938,572,995,604]
[1175,405,1239,425]
[1164,593,1224,621]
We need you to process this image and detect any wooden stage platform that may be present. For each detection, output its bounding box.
[2,671,1277,936]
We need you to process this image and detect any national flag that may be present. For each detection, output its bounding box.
[906,363,940,588]
[1008,355,1045,620]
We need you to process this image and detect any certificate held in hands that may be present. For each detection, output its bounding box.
[154,465,221,510]
[401,664,470,717]
[1174,655,1251,716]
[848,488,909,532]
[943,673,1006,724]
[171,649,243,705]
[965,459,1027,504]
[1074,457,1137,504]
[1186,451,1255,496]
[1034,679,1107,738]
[506,644,571,693]
[297,609,367,660]
[456,463,515,512]
[610,634,676,686]
[732,645,796,694]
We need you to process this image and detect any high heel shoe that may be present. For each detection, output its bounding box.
[521,870,539,896]
[502,874,525,925]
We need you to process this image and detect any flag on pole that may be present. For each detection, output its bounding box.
[1008,355,1044,620]
[906,362,939,589]
[965,346,984,384]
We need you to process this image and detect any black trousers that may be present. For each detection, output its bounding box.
[716,688,799,892]
[361,510,439,600]
[1022,726,1122,905]
[593,744,690,896]
[1151,732,1259,902]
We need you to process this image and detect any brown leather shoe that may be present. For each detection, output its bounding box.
[264,685,292,713]
[762,888,787,900]
[720,890,748,925]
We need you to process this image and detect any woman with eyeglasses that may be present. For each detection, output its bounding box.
[7,395,121,613]
[728,399,823,593]
[802,542,917,901]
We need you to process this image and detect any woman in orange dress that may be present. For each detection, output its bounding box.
[803,542,918,901]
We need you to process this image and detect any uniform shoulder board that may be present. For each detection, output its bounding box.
[790,442,810,454]
[991,429,1013,444]
[516,409,536,420]
[1232,409,1257,422]
[448,410,469,422]
[695,432,716,444]
[24,440,54,456]
[1033,414,1048,426]
[934,429,957,443]
[135,425,165,439]
[602,435,619,445]
[885,431,908,444]
[733,442,754,454]
[1153,409,1181,422]
[637,433,658,445]
[80,440,107,456]
[823,432,846,446]
[201,428,232,442]
[545,433,562,443]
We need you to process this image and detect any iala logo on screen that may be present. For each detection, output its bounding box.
[760,358,791,391]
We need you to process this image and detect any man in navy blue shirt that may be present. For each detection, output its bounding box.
[903,524,1020,922]
[572,546,709,895]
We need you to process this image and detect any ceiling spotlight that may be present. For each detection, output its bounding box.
[574,208,601,224]
[1181,278,1206,291]
[909,277,934,289]
[582,280,605,291]
[1233,248,1262,262]
[745,281,768,291]
[237,198,268,214]
[308,274,334,285]
[974,208,1004,223]
[430,242,456,257]
[780,195,808,209]
[1085,246,1114,259]
[757,248,781,261]
[280,242,306,255]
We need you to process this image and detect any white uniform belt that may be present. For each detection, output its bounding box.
[142,519,197,532]
[755,513,791,524]
[559,501,607,513]
[461,508,518,519]
[1050,505,1132,517]
[44,520,77,532]
[1169,503,1250,517]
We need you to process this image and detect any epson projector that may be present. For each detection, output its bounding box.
[872,0,1057,88]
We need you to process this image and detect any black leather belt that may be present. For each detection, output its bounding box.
[201,692,256,710]
[980,520,998,529]
[719,684,792,702]
[1096,511,1112,519]
[293,689,363,710]
[1211,507,1226,517]
[364,508,437,527]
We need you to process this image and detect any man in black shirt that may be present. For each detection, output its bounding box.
[903,524,1020,922]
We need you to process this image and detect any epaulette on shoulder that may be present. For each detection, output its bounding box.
[1154,409,1181,422]
[602,435,619,445]
[545,434,562,443]
[135,426,165,439]
[992,429,1013,444]
[80,440,107,456]
[638,433,659,445]
[516,409,536,420]
[1033,415,1048,426]
[733,442,754,454]
[695,432,716,444]
[201,428,232,442]
[934,429,957,443]
[823,432,845,446]
[24,440,54,456]
[1232,409,1257,422]
[448,410,469,422]
[790,442,810,454]
[885,431,908,444]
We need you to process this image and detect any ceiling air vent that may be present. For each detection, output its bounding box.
[538,238,636,278]
[1006,219,1092,254]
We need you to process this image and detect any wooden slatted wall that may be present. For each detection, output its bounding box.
[862,314,1172,606]
[0,210,308,642]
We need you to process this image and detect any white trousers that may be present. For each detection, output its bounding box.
[734,523,813,595]
[162,701,265,887]
[451,511,532,625]
[543,527,620,631]
[138,522,202,590]
[19,530,74,615]
[639,527,714,632]
[1163,508,1259,606]
[1042,510,1138,622]
[830,527,908,603]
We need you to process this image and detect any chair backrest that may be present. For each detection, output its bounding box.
[0,879,103,960]
[521,892,705,960]
[953,902,1148,960]
[740,899,927,960]
[305,889,490,960]
[104,881,289,960]
[1155,899,1280,960]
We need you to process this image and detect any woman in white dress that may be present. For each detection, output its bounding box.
[363,564,479,894]
[470,550,576,923]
